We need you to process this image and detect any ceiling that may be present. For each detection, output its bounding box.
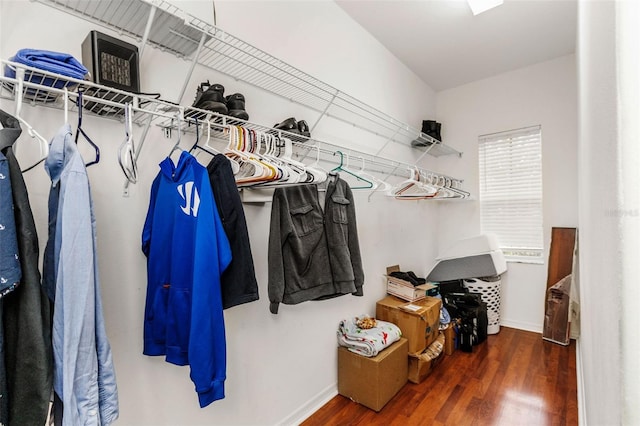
[336,0,577,92]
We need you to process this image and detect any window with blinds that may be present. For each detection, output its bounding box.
[479,125,543,263]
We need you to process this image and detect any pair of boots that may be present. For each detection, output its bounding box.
[422,120,442,142]
[273,117,311,138]
[191,81,249,120]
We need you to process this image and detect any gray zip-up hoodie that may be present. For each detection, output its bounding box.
[268,173,364,314]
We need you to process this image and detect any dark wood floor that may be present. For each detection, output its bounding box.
[302,327,577,426]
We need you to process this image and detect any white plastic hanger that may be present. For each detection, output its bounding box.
[14,79,49,172]
[118,103,138,183]
[392,167,439,199]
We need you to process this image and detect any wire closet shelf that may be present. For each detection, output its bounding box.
[34,0,462,158]
[0,59,464,190]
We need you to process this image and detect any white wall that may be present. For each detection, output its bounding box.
[435,55,578,332]
[618,3,640,424]
[0,1,444,424]
[576,1,624,424]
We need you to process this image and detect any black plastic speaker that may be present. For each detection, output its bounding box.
[82,30,140,93]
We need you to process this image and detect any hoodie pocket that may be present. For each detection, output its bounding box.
[151,285,170,342]
[167,288,192,354]
[290,204,321,236]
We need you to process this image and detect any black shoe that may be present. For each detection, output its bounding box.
[433,122,442,142]
[274,117,299,134]
[420,119,442,142]
[422,120,436,135]
[192,82,227,114]
[226,93,249,120]
[297,120,311,138]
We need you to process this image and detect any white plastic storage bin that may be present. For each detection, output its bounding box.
[463,277,501,334]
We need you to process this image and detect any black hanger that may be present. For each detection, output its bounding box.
[75,90,100,167]
[188,117,218,157]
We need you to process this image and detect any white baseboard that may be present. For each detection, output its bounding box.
[277,383,337,426]
[500,319,543,334]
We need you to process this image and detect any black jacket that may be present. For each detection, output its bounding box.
[207,154,259,309]
[268,173,364,314]
[0,109,53,425]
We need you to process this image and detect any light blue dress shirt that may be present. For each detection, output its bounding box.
[45,124,119,425]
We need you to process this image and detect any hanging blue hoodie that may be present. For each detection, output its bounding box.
[142,151,231,408]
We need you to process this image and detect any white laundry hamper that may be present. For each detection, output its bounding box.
[463,277,502,334]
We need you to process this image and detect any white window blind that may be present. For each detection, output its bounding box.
[479,125,543,263]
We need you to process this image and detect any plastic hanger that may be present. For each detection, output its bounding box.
[199,118,241,174]
[247,134,305,188]
[353,155,380,190]
[304,142,329,183]
[167,111,185,164]
[393,167,439,199]
[226,126,269,184]
[331,150,373,189]
[235,127,278,185]
[63,87,69,126]
[75,90,100,167]
[367,170,394,202]
[189,117,219,160]
[13,81,50,173]
[118,103,138,183]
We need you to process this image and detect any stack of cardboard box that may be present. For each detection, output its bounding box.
[337,267,451,411]
[376,295,444,384]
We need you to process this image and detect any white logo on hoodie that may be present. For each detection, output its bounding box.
[177,181,200,217]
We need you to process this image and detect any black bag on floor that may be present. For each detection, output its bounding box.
[443,292,488,346]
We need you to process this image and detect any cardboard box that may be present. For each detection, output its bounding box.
[386,265,436,302]
[376,295,441,355]
[338,338,408,412]
[407,332,445,384]
[443,323,456,355]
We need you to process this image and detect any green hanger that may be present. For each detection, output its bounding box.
[331,150,374,189]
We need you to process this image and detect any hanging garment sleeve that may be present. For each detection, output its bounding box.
[188,172,231,408]
[343,182,364,296]
[267,188,291,314]
[207,155,259,309]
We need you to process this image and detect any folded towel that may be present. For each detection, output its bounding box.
[337,316,402,357]
[5,49,87,89]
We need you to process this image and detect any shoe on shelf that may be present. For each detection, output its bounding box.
[297,120,311,138]
[225,93,249,120]
[272,117,312,141]
[192,81,228,114]
[421,119,442,142]
[273,117,299,134]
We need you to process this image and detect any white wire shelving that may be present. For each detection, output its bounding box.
[0,59,465,192]
[34,0,462,158]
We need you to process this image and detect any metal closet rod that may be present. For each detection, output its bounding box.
[170,116,463,185]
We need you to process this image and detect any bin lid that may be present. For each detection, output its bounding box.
[427,250,506,282]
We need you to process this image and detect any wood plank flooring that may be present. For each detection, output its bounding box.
[302,327,577,426]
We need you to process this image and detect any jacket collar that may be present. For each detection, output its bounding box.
[44,124,74,186]
[325,171,340,199]
[0,109,22,152]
